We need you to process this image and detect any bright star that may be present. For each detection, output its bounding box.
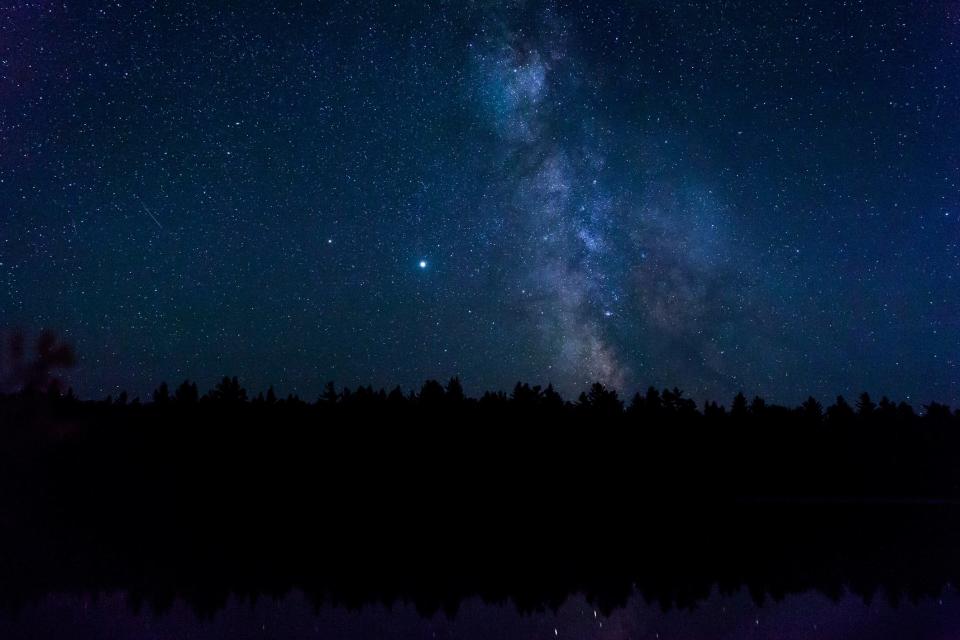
[419,260,427,269]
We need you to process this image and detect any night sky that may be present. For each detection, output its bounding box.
[3,1,959,404]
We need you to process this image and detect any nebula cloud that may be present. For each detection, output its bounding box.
[466,9,773,398]
[471,28,632,390]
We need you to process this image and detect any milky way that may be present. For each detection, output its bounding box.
[469,10,763,395]
[472,21,629,389]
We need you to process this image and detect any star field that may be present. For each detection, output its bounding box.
[1,1,958,404]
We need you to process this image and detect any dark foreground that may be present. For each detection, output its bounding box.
[2,391,960,634]
[4,587,960,640]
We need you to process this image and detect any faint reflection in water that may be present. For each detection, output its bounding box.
[1,587,958,640]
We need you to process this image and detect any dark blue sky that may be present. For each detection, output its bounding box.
[2,1,958,404]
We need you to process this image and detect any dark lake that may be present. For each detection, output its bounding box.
[2,502,959,638]
[5,402,960,637]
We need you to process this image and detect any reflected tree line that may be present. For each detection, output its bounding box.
[3,329,960,616]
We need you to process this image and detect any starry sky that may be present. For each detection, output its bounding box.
[2,0,958,404]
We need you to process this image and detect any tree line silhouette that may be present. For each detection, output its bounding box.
[2,329,956,429]
[9,375,958,428]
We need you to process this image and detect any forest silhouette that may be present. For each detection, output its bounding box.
[2,330,960,616]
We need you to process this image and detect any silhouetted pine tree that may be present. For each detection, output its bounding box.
[175,381,199,405]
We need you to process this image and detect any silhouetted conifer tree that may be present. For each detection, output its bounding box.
[703,400,725,419]
[387,386,406,406]
[801,396,823,422]
[446,377,465,404]
[856,393,876,418]
[827,396,855,424]
[153,382,170,405]
[209,376,247,404]
[730,392,748,419]
[542,384,564,411]
[419,380,445,407]
[174,381,198,405]
[662,387,696,416]
[897,401,916,421]
[924,402,952,422]
[582,383,623,417]
[628,392,645,417]
[644,387,663,417]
